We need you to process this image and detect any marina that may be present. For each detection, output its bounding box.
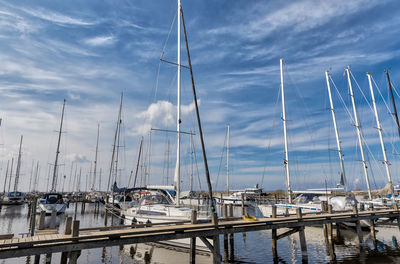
[1,0,400,263]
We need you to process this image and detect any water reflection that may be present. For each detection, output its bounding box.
[1,203,400,263]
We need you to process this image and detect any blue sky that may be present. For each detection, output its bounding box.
[1,0,400,193]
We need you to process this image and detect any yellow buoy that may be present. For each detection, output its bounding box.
[242,214,257,221]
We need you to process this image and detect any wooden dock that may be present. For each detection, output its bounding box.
[0,207,399,263]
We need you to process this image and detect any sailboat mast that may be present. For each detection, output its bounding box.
[226,124,230,194]
[367,72,393,193]
[13,135,23,193]
[190,132,193,193]
[133,136,144,188]
[180,4,216,213]
[51,99,66,192]
[92,123,100,191]
[7,158,14,193]
[174,0,182,206]
[3,160,9,194]
[385,70,400,137]
[280,59,292,203]
[107,93,123,192]
[346,67,372,200]
[325,71,348,193]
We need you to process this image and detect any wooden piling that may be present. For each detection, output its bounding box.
[49,208,56,229]
[29,197,37,236]
[38,211,45,230]
[72,220,80,237]
[212,213,222,264]
[228,204,234,262]
[296,208,307,260]
[241,194,245,215]
[271,205,278,260]
[64,217,73,235]
[190,210,197,264]
[394,203,400,231]
[369,205,377,248]
[352,206,364,246]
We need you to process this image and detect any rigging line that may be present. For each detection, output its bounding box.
[192,138,202,191]
[371,75,400,156]
[214,131,227,191]
[261,84,281,188]
[330,76,356,126]
[350,70,375,115]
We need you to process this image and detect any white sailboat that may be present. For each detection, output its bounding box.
[122,0,212,255]
[258,61,357,218]
[3,136,26,205]
[38,99,67,215]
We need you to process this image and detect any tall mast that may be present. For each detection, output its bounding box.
[367,72,393,193]
[174,0,182,206]
[107,93,123,192]
[346,67,372,200]
[280,59,292,203]
[92,123,100,191]
[190,132,193,192]
[325,71,348,193]
[7,158,14,193]
[181,4,216,213]
[385,70,400,137]
[51,99,66,192]
[133,137,144,188]
[14,135,23,193]
[3,160,9,194]
[226,124,230,194]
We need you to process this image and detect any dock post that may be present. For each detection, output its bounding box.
[72,220,80,237]
[49,207,57,229]
[64,216,73,235]
[29,197,37,236]
[369,204,377,248]
[212,213,222,264]
[241,194,245,215]
[190,210,197,264]
[352,206,364,246]
[296,208,308,260]
[271,205,278,261]
[60,217,72,264]
[394,203,400,231]
[326,205,336,260]
[39,210,45,230]
[228,205,234,262]
[223,204,228,218]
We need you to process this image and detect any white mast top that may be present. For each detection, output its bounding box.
[226,124,230,194]
[92,123,100,191]
[14,135,23,193]
[174,0,182,206]
[280,59,292,203]
[367,72,393,191]
[325,71,348,193]
[346,67,372,200]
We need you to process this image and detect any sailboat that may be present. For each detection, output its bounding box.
[38,100,67,215]
[122,0,213,256]
[86,124,104,203]
[3,136,26,205]
[257,61,357,218]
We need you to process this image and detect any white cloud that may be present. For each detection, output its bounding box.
[84,36,116,46]
[19,7,96,26]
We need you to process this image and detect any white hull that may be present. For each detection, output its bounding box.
[38,203,67,215]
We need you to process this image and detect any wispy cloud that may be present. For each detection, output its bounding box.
[84,35,115,46]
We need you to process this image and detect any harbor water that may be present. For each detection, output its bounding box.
[1,203,400,263]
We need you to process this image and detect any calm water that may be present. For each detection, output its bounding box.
[1,203,400,263]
